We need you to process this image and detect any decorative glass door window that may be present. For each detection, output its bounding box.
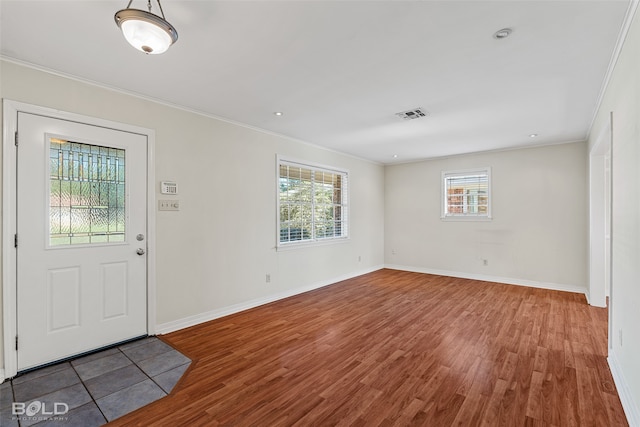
[49,137,126,246]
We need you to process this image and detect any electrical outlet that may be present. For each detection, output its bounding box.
[483,259,488,266]
[392,249,396,255]
[266,274,271,283]
[358,255,362,262]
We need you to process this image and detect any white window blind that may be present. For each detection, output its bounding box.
[442,168,491,219]
[278,158,348,247]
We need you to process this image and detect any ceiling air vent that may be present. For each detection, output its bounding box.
[395,108,429,120]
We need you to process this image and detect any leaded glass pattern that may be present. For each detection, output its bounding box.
[49,138,126,246]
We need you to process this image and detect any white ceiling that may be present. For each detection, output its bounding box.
[0,1,631,164]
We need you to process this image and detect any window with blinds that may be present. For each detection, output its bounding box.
[442,168,491,219]
[278,158,348,247]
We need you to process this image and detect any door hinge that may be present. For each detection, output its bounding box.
[14,234,18,248]
[15,335,18,351]
[14,131,18,146]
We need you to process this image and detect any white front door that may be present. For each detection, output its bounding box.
[16,112,148,371]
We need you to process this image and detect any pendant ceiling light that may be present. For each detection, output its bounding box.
[115,0,178,54]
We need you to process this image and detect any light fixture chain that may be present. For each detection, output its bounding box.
[147,0,152,13]
[156,0,167,20]
[125,0,133,8]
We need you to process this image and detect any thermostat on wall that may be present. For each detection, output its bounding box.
[161,181,178,195]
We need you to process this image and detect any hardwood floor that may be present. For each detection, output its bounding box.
[109,269,627,426]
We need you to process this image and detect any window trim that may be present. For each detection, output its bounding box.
[276,155,349,250]
[441,167,492,221]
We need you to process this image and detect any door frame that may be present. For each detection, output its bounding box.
[588,118,612,309]
[2,99,157,379]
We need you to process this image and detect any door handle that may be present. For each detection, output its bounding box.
[136,248,145,256]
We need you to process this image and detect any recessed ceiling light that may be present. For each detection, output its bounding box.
[274,112,283,116]
[493,28,512,39]
[529,134,539,138]
[393,154,399,158]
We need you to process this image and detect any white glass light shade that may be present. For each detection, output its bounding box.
[115,9,178,54]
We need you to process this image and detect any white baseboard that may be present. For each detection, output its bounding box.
[609,350,639,427]
[384,264,587,296]
[158,264,587,335]
[156,265,385,335]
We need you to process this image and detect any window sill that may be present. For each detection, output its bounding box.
[276,237,350,251]
[441,216,492,222]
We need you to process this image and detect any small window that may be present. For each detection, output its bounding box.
[442,168,491,220]
[278,157,348,247]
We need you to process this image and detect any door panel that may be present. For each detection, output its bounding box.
[47,267,81,332]
[101,261,129,319]
[17,112,148,371]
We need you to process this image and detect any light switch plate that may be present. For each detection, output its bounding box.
[159,200,180,211]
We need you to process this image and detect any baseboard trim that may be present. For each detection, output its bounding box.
[156,264,587,335]
[156,265,385,335]
[609,350,639,427]
[384,264,587,296]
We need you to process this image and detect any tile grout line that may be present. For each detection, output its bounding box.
[85,340,180,422]
[77,343,167,424]
[117,346,168,401]
[69,353,110,426]
[8,338,190,426]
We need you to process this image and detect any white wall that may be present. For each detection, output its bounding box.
[385,142,588,292]
[588,6,640,424]
[0,60,385,369]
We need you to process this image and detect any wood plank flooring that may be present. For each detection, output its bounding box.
[109,269,627,426]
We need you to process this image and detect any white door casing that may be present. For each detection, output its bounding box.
[3,100,156,378]
[589,119,612,310]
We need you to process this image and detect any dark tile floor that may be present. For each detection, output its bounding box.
[0,337,191,426]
